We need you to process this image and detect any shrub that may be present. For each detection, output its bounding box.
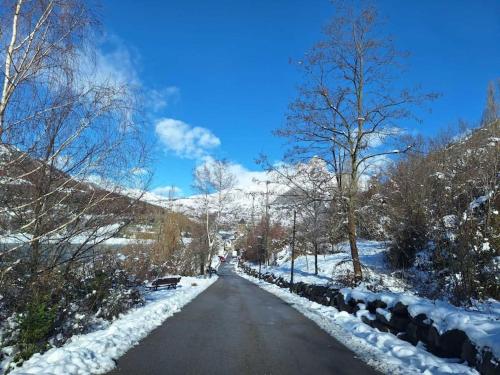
[15,296,57,362]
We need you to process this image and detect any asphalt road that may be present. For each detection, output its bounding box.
[108,260,380,375]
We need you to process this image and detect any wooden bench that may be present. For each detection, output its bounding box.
[148,277,181,291]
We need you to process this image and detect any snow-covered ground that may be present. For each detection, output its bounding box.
[0,223,154,246]
[254,240,407,292]
[343,287,499,357]
[236,267,479,375]
[7,276,217,375]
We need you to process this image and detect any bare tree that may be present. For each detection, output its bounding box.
[0,0,148,297]
[275,3,435,282]
[0,0,93,140]
[192,158,236,273]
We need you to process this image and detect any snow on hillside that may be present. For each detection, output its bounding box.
[129,170,290,221]
[0,223,153,246]
[6,276,217,375]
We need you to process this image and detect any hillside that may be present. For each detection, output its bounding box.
[0,144,165,243]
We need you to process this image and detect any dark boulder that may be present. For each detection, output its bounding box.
[367,299,387,314]
[329,290,340,308]
[438,329,467,359]
[361,315,375,327]
[309,285,329,304]
[391,302,409,316]
[371,318,393,333]
[461,338,478,367]
[375,309,391,325]
[425,326,441,356]
[388,312,411,332]
[336,294,355,313]
[405,314,432,346]
[403,322,419,345]
[477,350,500,375]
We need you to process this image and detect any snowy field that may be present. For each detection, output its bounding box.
[252,240,407,292]
[7,276,217,375]
[236,267,480,375]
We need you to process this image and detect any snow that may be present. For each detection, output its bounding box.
[432,172,446,180]
[442,215,458,228]
[250,240,407,292]
[469,192,493,210]
[0,223,153,246]
[339,287,500,359]
[236,267,479,375]
[244,240,500,362]
[9,276,217,375]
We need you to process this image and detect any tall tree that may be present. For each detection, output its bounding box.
[0,0,148,295]
[192,158,235,273]
[276,3,435,281]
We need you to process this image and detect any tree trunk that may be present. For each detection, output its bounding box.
[314,242,318,275]
[347,198,362,282]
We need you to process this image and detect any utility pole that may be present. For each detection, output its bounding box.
[290,209,297,291]
[264,180,270,266]
[250,192,256,228]
[258,236,262,278]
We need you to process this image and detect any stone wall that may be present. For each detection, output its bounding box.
[239,264,499,375]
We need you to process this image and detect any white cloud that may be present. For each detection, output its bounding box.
[149,86,180,112]
[75,36,140,91]
[76,36,179,116]
[363,126,404,148]
[151,185,182,197]
[155,118,221,159]
[195,156,274,193]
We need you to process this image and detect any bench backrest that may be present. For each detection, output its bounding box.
[153,277,181,286]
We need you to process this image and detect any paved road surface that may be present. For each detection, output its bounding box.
[108,260,380,375]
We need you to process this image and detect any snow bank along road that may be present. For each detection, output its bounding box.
[108,260,379,375]
[10,277,217,374]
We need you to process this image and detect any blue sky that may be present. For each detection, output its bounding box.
[101,0,500,196]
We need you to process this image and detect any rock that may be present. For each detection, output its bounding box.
[309,285,329,304]
[392,302,409,316]
[388,312,411,332]
[375,310,390,325]
[397,332,415,345]
[411,314,433,344]
[361,311,392,333]
[404,322,419,345]
[350,300,362,314]
[438,329,467,359]
[297,282,307,296]
[477,350,500,375]
[361,315,375,327]
[425,326,441,356]
[370,318,392,333]
[461,338,478,367]
[336,294,354,313]
[329,290,339,307]
[367,299,387,314]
